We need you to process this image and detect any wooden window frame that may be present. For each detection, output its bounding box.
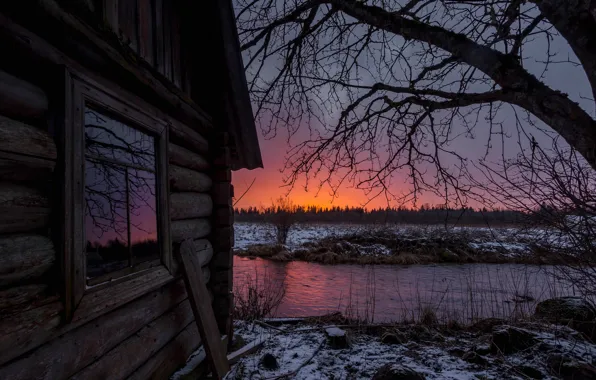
[63,70,173,320]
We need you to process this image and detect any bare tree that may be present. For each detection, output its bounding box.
[268,197,298,245]
[236,0,596,206]
[471,141,596,298]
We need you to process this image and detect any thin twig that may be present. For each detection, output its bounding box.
[233,177,256,207]
[264,339,326,379]
[255,320,285,332]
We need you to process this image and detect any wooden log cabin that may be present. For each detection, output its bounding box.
[0,0,262,378]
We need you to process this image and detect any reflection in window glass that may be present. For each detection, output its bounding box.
[84,107,159,281]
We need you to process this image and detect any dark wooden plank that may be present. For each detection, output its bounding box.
[71,300,194,380]
[0,301,63,367]
[171,219,211,243]
[170,193,212,220]
[0,151,55,182]
[0,69,48,120]
[179,240,230,379]
[0,280,188,375]
[138,0,154,65]
[162,0,172,81]
[127,323,201,380]
[153,0,164,74]
[168,143,209,172]
[170,165,212,193]
[168,118,209,155]
[70,76,86,310]
[157,123,173,271]
[0,114,57,160]
[170,4,181,88]
[103,0,119,32]
[0,182,50,234]
[0,10,213,136]
[73,267,173,324]
[0,284,58,316]
[0,235,55,287]
[119,0,139,52]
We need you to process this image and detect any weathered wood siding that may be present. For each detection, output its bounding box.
[0,2,231,377]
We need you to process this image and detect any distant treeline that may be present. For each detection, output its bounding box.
[234,205,528,226]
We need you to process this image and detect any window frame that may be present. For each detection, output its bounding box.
[63,70,173,319]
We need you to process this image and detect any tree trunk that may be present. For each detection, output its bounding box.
[326,0,596,169]
[533,0,596,102]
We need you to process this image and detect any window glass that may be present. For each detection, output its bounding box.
[84,108,159,281]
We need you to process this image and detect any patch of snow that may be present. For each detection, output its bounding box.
[325,326,345,337]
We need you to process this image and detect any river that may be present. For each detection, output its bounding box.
[233,257,579,323]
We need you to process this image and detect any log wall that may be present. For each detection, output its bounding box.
[0,43,228,379]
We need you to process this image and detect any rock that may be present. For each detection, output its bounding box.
[372,364,426,380]
[535,297,596,341]
[535,297,596,322]
[326,326,351,349]
[473,343,491,356]
[515,365,544,379]
[491,326,537,354]
[547,354,596,380]
[462,351,488,366]
[381,331,407,345]
[470,318,507,333]
[260,353,279,370]
[447,347,466,357]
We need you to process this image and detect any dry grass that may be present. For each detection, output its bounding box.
[233,268,285,321]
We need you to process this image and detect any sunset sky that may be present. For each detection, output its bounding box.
[232,7,595,211]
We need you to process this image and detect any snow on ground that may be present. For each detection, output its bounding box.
[233,222,555,257]
[234,223,369,250]
[225,321,596,380]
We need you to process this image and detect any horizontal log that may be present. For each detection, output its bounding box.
[168,143,209,172]
[0,114,56,160]
[170,193,212,220]
[171,218,211,242]
[0,151,55,182]
[71,300,195,380]
[170,165,212,193]
[127,323,201,380]
[0,280,189,375]
[0,70,48,120]
[0,183,51,234]
[0,235,55,287]
[0,284,55,313]
[0,301,63,366]
[169,119,209,155]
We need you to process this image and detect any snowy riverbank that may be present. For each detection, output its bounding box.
[225,319,596,380]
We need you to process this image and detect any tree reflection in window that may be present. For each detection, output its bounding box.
[84,107,159,282]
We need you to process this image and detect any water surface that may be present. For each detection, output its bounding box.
[234,257,578,322]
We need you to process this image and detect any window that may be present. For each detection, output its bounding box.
[84,107,160,285]
[63,71,173,319]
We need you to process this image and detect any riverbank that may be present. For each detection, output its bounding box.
[225,314,596,380]
[235,226,569,265]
